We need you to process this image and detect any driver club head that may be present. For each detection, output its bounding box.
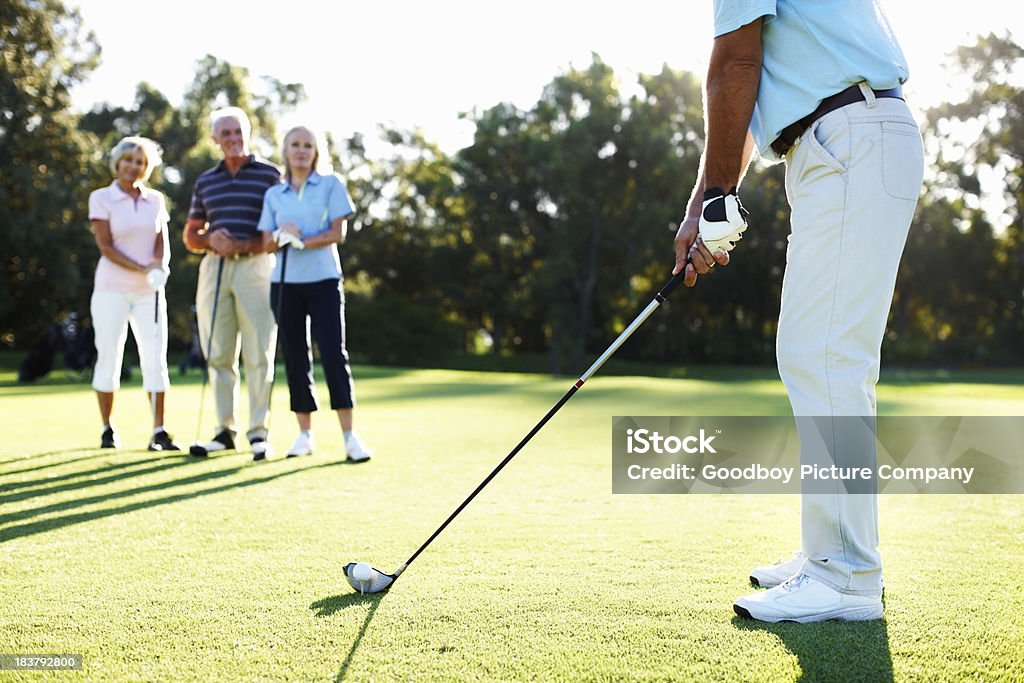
[344,562,399,594]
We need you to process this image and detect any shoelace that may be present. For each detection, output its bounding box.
[780,573,811,592]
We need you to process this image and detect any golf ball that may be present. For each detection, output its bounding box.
[351,562,373,582]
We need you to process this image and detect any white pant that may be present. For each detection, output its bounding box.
[91,289,170,393]
[778,87,924,595]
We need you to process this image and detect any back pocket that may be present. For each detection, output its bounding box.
[882,121,924,201]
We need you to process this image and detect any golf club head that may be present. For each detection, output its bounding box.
[343,562,397,594]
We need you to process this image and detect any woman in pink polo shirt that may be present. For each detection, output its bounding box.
[88,136,179,451]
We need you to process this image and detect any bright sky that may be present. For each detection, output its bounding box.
[68,0,1021,157]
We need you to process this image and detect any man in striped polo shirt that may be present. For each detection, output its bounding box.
[184,106,281,460]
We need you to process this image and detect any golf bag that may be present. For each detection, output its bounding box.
[18,313,97,383]
[178,305,206,375]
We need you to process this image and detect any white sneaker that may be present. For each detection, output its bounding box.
[251,437,272,461]
[345,431,373,463]
[734,573,883,623]
[287,431,315,457]
[750,551,806,588]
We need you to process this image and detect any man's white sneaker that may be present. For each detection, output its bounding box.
[287,431,315,458]
[251,437,272,462]
[734,573,883,623]
[345,431,373,463]
[750,551,806,588]
[189,429,235,457]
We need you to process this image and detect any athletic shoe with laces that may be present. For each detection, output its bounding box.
[750,551,806,588]
[250,437,271,461]
[345,431,373,463]
[286,432,315,458]
[189,429,235,457]
[751,552,884,592]
[148,429,181,452]
[100,426,120,449]
[733,573,883,623]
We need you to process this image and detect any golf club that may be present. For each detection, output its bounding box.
[150,277,160,431]
[190,256,225,453]
[258,238,293,462]
[344,269,688,594]
[145,267,170,451]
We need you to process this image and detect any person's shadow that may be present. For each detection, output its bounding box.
[732,611,893,681]
[309,592,386,682]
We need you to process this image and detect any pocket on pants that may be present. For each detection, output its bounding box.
[881,121,924,201]
[807,117,848,175]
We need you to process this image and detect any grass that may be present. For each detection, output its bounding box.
[0,361,1022,681]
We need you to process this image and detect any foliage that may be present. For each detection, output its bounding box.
[3,5,1022,369]
[0,0,100,347]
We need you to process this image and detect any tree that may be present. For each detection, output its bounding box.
[1,0,100,347]
[916,32,1024,363]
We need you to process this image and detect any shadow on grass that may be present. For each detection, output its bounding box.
[0,459,343,543]
[0,455,187,501]
[0,448,99,470]
[308,592,387,683]
[732,615,893,682]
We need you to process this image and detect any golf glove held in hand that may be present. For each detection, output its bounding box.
[145,267,169,289]
[699,187,748,254]
[273,229,305,250]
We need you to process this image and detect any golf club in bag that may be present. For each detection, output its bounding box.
[190,257,225,454]
[344,269,688,594]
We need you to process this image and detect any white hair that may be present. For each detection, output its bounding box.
[108,136,163,181]
[210,106,252,139]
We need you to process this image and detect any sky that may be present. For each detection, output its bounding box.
[67,0,1022,157]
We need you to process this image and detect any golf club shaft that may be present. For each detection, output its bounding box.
[195,256,225,442]
[152,289,159,424]
[269,246,289,420]
[403,270,687,569]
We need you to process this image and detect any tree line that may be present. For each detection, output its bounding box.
[2,1,1021,372]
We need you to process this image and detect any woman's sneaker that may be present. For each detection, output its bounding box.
[148,429,181,452]
[100,426,120,449]
[345,431,373,463]
[286,432,315,458]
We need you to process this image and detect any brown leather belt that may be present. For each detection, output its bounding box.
[770,84,904,157]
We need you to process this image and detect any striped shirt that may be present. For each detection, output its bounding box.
[188,155,281,238]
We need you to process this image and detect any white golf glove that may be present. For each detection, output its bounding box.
[145,267,169,289]
[273,229,305,250]
[699,187,748,254]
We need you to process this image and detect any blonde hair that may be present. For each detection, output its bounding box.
[281,125,333,181]
[210,106,252,139]
[109,136,163,181]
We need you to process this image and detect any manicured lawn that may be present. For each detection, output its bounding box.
[1,364,1021,681]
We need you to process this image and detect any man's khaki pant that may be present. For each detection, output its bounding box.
[196,252,276,444]
[779,87,924,596]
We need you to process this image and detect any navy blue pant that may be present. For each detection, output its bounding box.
[270,278,355,413]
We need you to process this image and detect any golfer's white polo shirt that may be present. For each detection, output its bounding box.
[713,0,911,161]
[88,182,169,294]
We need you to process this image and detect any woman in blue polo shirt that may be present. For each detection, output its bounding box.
[258,125,372,462]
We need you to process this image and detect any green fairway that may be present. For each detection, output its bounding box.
[1,364,1022,681]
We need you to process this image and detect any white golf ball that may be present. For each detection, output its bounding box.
[351,562,373,582]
